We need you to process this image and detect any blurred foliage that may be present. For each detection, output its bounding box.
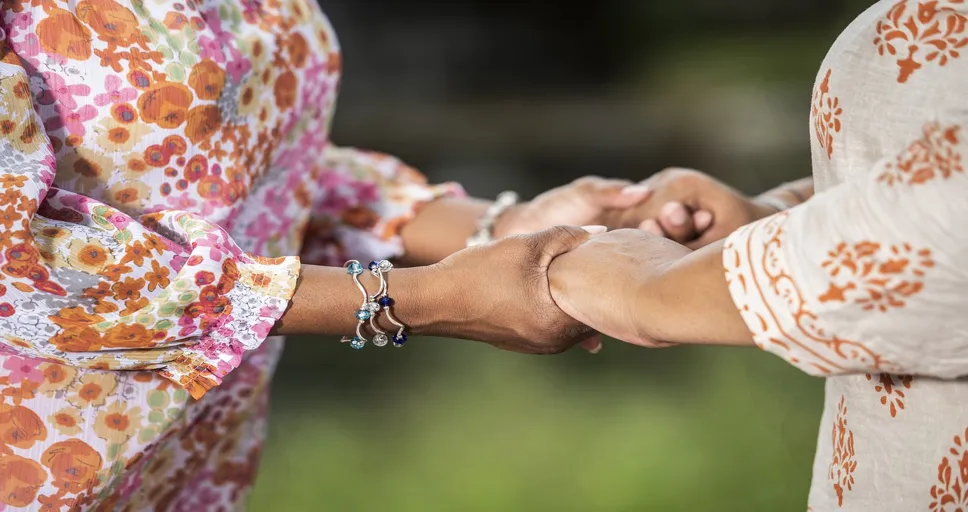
[249,1,868,510]
[251,339,823,511]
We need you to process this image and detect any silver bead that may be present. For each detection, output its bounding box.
[364,301,381,313]
[372,333,389,347]
[378,260,393,272]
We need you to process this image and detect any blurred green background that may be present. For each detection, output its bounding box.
[251,1,874,510]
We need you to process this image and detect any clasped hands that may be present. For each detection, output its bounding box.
[436,169,773,353]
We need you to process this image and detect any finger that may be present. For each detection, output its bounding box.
[574,176,652,209]
[579,334,603,354]
[531,225,597,264]
[656,201,697,243]
[693,209,714,232]
[638,219,664,237]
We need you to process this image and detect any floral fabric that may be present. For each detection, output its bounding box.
[0,0,461,508]
[724,1,968,510]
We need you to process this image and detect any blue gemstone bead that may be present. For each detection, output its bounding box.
[346,262,364,275]
[350,336,366,350]
[368,260,380,271]
[355,310,371,321]
[392,333,408,346]
[378,296,394,307]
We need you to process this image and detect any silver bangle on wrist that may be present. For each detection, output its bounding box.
[466,191,518,247]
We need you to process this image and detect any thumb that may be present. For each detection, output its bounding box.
[533,225,605,263]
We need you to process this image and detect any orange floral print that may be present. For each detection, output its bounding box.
[930,426,968,511]
[0,0,460,507]
[49,407,84,436]
[0,401,47,450]
[866,373,913,417]
[819,241,934,312]
[36,8,93,61]
[0,454,47,507]
[41,439,103,491]
[879,122,964,185]
[812,69,842,159]
[830,396,856,507]
[874,0,968,83]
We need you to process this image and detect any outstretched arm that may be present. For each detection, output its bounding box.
[550,116,968,378]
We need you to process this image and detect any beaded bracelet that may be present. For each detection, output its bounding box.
[466,191,518,247]
[343,260,377,349]
[368,259,408,347]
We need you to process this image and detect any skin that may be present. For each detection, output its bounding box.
[602,168,814,249]
[548,230,755,349]
[564,169,814,352]
[271,175,652,353]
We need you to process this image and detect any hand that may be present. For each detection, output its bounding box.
[431,225,603,354]
[601,168,776,249]
[547,229,691,348]
[493,176,652,238]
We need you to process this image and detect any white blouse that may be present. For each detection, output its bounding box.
[724,1,968,510]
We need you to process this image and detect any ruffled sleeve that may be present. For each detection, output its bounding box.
[300,144,465,265]
[0,53,299,399]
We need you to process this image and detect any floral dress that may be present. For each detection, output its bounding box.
[0,0,460,508]
[724,1,968,510]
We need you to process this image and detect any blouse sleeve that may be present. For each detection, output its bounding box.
[0,54,299,399]
[723,111,968,379]
[300,144,465,265]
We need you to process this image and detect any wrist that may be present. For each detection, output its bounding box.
[633,241,755,347]
[385,266,451,337]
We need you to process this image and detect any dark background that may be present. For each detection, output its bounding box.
[252,1,873,510]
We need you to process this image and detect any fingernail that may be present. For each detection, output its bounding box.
[621,184,649,196]
[581,225,607,234]
[694,210,714,230]
[661,202,687,227]
[588,342,603,354]
[641,219,663,236]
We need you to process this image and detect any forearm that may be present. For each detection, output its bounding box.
[754,177,814,211]
[634,240,755,347]
[271,264,447,337]
[398,197,491,266]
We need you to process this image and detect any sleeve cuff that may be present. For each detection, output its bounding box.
[162,255,300,399]
[722,211,893,376]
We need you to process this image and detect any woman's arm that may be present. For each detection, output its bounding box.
[275,226,603,351]
[550,116,968,378]
[306,145,652,267]
[398,178,652,266]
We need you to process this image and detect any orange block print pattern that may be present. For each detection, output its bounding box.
[812,70,842,159]
[874,0,968,83]
[878,122,965,185]
[830,396,857,507]
[866,373,914,417]
[930,426,968,511]
[819,241,934,312]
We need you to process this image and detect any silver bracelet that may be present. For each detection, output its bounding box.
[466,191,519,247]
[368,259,408,347]
[342,260,377,349]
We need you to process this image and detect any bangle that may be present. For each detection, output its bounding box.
[369,259,409,347]
[342,260,379,349]
[466,191,518,247]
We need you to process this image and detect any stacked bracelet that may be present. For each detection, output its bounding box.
[342,259,409,349]
[466,191,518,247]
